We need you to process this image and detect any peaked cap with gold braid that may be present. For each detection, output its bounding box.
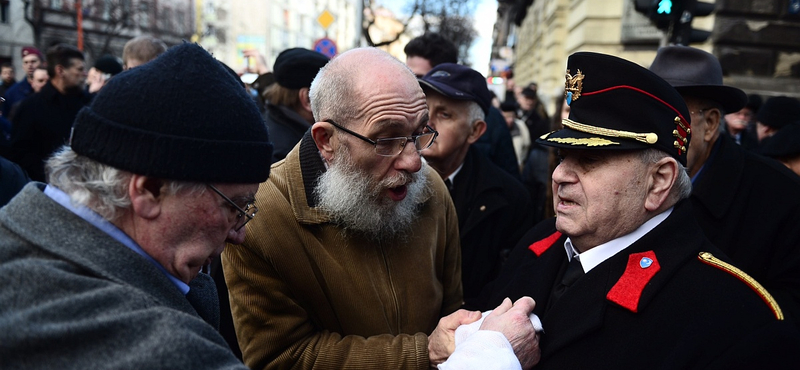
[538,52,691,166]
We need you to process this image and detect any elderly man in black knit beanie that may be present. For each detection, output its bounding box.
[0,43,272,369]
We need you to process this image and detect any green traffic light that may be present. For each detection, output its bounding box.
[658,0,673,14]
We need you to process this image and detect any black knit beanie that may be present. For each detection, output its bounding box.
[70,43,273,184]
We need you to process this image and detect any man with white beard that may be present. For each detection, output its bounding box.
[222,48,539,370]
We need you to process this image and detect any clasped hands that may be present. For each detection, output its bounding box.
[428,297,541,370]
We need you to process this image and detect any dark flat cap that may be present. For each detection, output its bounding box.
[538,52,691,165]
[649,46,746,114]
[273,48,329,89]
[760,121,800,158]
[94,55,123,76]
[757,96,800,129]
[419,63,492,115]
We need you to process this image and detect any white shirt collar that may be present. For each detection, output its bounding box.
[447,163,464,185]
[563,207,673,273]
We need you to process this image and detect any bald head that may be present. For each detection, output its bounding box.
[310,48,421,125]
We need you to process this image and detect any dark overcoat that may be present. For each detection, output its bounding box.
[475,200,798,369]
[692,134,800,327]
[0,184,247,370]
[7,82,91,181]
[452,146,534,305]
[263,103,311,164]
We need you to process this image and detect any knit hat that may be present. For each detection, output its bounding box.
[21,46,42,60]
[418,63,492,115]
[756,96,800,130]
[538,52,691,166]
[760,121,800,159]
[70,43,273,184]
[93,55,123,76]
[273,48,329,89]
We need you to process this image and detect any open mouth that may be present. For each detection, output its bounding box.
[388,185,408,201]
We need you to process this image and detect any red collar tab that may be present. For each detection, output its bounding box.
[528,231,563,257]
[607,251,660,313]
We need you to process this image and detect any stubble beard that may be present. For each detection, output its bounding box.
[314,144,431,241]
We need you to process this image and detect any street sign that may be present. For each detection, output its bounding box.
[314,37,337,58]
[317,10,334,30]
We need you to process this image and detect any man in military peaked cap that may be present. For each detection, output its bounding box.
[0,43,272,369]
[469,51,799,369]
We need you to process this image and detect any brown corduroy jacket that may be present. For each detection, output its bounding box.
[222,135,463,370]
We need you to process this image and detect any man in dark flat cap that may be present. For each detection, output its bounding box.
[650,45,800,329]
[755,95,800,144]
[263,47,329,163]
[470,51,798,369]
[0,43,273,369]
[761,121,800,177]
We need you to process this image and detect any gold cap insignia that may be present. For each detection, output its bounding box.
[562,118,658,145]
[564,69,584,105]
[672,116,689,155]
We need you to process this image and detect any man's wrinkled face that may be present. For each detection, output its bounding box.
[725,107,753,132]
[315,142,431,240]
[422,93,474,162]
[155,183,258,283]
[552,149,650,251]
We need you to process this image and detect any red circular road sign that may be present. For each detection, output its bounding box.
[314,37,337,58]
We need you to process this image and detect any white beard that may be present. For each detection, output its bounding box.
[314,145,431,241]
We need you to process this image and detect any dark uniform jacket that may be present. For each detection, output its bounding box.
[452,146,534,306]
[263,103,311,164]
[474,200,798,369]
[0,184,247,369]
[692,134,800,327]
[8,82,91,181]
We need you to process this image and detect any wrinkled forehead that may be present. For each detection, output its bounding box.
[352,71,428,129]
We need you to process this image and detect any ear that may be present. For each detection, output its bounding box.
[644,157,678,212]
[466,119,487,145]
[298,87,312,113]
[128,175,164,220]
[311,121,336,162]
[704,108,721,142]
[54,64,65,77]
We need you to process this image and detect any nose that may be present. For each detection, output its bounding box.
[226,226,247,245]
[551,159,576,186]
[395,140,422,173]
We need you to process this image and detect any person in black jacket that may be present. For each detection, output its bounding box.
[650,46,800,329]
[263,48,329,164]
[419,63,534,306]
[472,51,798,369]
[7,44,91,182]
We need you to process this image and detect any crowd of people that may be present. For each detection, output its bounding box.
[1,32,799,370]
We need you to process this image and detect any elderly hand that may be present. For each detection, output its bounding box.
[428,309,482,367]
[480,297,541,370]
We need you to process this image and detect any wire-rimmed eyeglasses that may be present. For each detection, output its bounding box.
[325,119,438,157]
[207,184,258,231]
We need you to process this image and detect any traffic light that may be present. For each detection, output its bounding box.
[670,1,715,45]
[633,0,715,45]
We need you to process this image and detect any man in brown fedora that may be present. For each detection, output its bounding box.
[649,45,800,329]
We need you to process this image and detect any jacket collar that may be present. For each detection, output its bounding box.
[0,183,198,315]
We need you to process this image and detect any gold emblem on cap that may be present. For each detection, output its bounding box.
[672,116,689,155]
[561,119,658,145]
[546,137,620,147]
[564,69,585,104]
